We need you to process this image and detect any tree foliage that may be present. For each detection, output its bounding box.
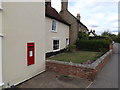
[116,33,120,43]
[78,31,89,40]
[102,31,118,42]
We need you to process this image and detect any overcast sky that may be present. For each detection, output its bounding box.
[51,0,119,35]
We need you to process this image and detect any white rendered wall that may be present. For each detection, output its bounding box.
[0,7,3,87]
[0,36,4,86]
[2,2,45,88]
[45,17,69,53]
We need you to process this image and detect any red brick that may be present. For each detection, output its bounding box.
[46,50,113,80]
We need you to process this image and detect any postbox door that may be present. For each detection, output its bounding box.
[27,43,35,66]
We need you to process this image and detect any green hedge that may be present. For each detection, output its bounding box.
[116,33,120,43]
[89,36,112,43]
[76,39,111,52]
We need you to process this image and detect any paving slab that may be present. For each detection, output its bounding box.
[17,71,91,88]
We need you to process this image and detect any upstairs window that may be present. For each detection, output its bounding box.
[52,20,57,32]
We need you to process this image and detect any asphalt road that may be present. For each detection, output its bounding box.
[89,43,119,88]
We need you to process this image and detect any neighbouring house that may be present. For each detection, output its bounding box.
[59,0,89,45]
[0,1,46,89]
[89,30,97,37]
[45,1,70,57]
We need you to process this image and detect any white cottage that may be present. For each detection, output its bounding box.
[0,1,46,89]
[45,1,70,57]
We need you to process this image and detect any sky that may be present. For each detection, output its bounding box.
[51,0,119,35]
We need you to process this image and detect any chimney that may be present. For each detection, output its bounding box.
[90,29,92,32]
[93,30,95,33]
[45,0,51,7]
[77,13,81,21]
[61,0,68,11]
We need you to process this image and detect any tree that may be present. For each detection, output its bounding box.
[102,31,117,42]
[102,31,111,36]
[116,33,120,43]
[78,31,89,40]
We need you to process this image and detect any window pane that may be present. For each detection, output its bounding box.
[53,46,57,50]
[53,40,59,50]
[52,20,56,31]
[53,40,57,44]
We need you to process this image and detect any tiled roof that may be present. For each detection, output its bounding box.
[77,20,89,31]
[45,5,70,26]
[60,10,88,31]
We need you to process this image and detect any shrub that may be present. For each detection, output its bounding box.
[66,45,76,52]
[78,31,89,40]
[89,36,112,44]
[118,35,120,43]
[101,31,117,42]
[76,39,110,52]
[89,36,106,40]
[116,33,120,43]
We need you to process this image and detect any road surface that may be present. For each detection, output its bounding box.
[89,43,119,88]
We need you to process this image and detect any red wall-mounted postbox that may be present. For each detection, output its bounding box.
[27,43,35,66]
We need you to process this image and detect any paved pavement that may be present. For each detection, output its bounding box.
[89,43,119,88]
[17,43,119,88]
[17,71,91,88]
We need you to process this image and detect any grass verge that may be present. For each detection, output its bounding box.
[47,51,103,64]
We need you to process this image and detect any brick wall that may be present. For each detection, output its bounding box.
[46,50,113,81]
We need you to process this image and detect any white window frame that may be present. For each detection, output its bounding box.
[51,19,57,32]
[66,38,69,46]
[53,39,60,52]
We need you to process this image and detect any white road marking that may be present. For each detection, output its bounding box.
[86,81,95,88]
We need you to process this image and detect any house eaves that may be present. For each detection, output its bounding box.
[45,6,70,26]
